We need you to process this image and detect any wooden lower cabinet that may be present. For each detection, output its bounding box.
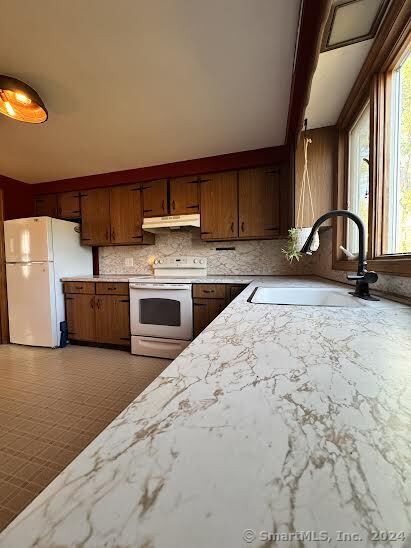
[95,295,130,346]
[193,298,226,337]
[64,282,130,347]
[65,294,96,342]
[193,284,247,337]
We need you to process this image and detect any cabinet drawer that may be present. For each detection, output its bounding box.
[192,284,226,299]
[64,282,95,294]
[96,282,129,295]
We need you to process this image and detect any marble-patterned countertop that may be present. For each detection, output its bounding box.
[61,274,256,284]
[1,277,410,548]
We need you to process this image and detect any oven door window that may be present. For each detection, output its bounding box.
[139,298,181,327]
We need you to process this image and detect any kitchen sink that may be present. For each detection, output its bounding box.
[249,287,365,307]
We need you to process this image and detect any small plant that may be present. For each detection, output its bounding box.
[282,228,302,262]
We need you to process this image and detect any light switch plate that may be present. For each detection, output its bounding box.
[125,257,134,267]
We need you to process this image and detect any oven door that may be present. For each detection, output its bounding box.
[129,283,193,340]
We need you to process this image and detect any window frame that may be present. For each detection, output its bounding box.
[333,0,411,276]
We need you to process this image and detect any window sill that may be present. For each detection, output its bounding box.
[333,256,411,276]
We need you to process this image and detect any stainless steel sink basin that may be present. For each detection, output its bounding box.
[249,287,365,307]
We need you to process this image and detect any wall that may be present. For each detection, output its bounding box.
[33,146,289,194]
[295,126,336,228]
[99,229,316,276]
[312,228,411,299]
[0,175,33,220]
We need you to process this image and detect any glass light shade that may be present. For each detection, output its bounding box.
[0,75,47,123]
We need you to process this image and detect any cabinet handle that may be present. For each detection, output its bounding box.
[81,238,92,241]
[96,298,101,310]
[75,286,83,290]
[111,229,116,241]
[172,200,175,210]
[143,209,153,213]
[264,227,277,231]
[194,303,206,307]
[72,210,81,214]
[230,222,234,233]
[161,200,165,211]
[201,231,211,235]
[105,229,109,241]
[241,221,245,232]
[90,297,95,310]
[186,204,199,209]
[203,289,214,293]
[198,178,211,183]
[58,207,62,216]
[107,287,116,291]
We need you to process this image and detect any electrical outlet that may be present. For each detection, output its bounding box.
[125,257,133,267]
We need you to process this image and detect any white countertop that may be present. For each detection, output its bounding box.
[61,274,256,284]
[1,277,410,548]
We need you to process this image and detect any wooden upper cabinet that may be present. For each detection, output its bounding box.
[169,177,200,215]
[57,191,81,219]
[110,184,144,245]
[34,194,58,217]
[200,172,238,240]
[142,180,167,217]
[80,188,111,246]
[238,167,280,239]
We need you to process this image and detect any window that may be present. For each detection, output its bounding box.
[333,0,411,276]
[385,48,411,255]
[347,103,370,254]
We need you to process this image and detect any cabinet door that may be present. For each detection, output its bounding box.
[238,167,280,238]
[95,295,130,346]
[169,177,199,215]
[57,192,81,219]
[200,172,238,240]
[142,180,167,217]
[34,194,58,217]
[225,284,246,305]
[80,188,111,246]
[65,294,96,342]
[193,298,226,337]
[110,184,144,244]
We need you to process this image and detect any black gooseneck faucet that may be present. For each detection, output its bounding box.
[300,210,379,301]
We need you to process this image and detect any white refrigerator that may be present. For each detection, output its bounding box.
[4,217,93,348]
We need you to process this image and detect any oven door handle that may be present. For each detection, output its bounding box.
[129,284,191,290]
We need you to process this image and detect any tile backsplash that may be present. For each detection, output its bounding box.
[99,227,411,299]
[99,228,316,276]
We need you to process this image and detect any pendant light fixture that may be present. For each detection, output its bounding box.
[0,75,48,123]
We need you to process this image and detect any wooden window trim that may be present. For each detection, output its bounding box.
[333,0,411,277]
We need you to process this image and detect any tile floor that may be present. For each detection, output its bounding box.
[0,344,170,531]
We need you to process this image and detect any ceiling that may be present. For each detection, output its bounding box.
[0,0,300,183]
[305,39,373,129]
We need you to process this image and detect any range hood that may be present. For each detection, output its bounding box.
[142,214,200,233]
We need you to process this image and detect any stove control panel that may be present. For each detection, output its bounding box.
[153,256,207,277]
[153,257,207,269]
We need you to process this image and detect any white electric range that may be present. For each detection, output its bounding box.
[129,257,207,359]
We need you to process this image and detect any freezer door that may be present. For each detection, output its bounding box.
[6,262,58,347]
[4,217,53,263]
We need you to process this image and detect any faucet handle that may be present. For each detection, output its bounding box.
[347,271,378,284]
